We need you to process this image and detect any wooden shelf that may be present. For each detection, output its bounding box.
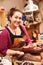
[0,26,5,31]
[0,10,4,13]
[0,9,6,27]
[25,21,41,40]
[25,21,41,29]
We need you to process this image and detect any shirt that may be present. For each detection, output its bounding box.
[0,24,32,55]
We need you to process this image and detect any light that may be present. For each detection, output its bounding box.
[23,0,39,13]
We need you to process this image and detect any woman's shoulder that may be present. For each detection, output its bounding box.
[20,24,25,28]
[1,27,9,36]
[20,24,26,31]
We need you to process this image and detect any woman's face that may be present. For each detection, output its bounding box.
[10,11,23,27]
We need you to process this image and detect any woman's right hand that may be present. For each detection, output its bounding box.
[16,51,24,55]
[6,49,24,56]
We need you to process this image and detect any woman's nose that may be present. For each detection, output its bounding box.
[17,18,20,21]
[16,18,21,22]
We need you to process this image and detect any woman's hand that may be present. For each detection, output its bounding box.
[16,51,24,55]
[23,43,35,48]
[6,49,24,56]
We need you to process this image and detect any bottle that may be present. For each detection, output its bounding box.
[32,31,37,42]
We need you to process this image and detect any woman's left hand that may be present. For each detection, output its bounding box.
[23,43,36,48]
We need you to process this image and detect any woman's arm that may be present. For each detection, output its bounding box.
[0,28,24,56]
[20,24,32,45]
[6,49,24,55]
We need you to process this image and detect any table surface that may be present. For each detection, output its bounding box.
[13,60,41,65]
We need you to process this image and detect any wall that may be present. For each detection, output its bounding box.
[0,0,24,26]
[39,0,43,33]
[0,0,24,12]
[0,0,43,33]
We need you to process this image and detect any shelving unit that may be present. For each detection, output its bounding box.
[25,21,41,40]
[23,6,42,41]
[0,9,6,30]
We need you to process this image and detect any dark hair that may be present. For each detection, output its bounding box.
[7,8,23,21]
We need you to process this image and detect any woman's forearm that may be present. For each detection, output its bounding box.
[6,49,24,55]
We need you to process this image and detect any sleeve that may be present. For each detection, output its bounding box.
[20,24,32,45]
[0,29,12,55]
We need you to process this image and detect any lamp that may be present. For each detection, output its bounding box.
[23,0,39,22]
[23,0,39,13]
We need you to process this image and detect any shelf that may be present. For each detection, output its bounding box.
[25,21,41,29]
[25,21,41,39]
[0,9,5,13]
[0,9,6,27]
[0,26,5,31]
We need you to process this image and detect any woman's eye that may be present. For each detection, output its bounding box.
[14,16,22,20]
[15,16,18,19]
[19,17,22,20]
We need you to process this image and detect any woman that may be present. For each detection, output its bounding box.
[0,8,40,61]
